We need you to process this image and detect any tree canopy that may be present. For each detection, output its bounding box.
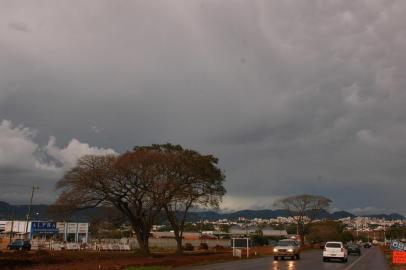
[53,143,226,255]
[274,194,332,243]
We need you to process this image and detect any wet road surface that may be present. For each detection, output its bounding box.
[181,247,389,270]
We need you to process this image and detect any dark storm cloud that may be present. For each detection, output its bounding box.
[1,0,406,215]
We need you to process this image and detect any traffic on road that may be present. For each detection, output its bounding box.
[183,246,389,270]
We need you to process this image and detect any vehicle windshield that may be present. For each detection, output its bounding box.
[326,243,341,248]
[277,241,295,246]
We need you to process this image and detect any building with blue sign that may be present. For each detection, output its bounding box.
[1,220,89,243]
[31,221,59,238]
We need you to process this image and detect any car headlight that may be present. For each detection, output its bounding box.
[288,248,294,252]
[273,248,278,252]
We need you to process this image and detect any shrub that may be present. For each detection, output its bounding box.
[251,235,269,246]
[214,244,225,250]
[183,243,194,251]
[199,243,209,250]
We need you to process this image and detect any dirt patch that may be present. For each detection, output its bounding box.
[0,245,286,270]
[0,249,240,270]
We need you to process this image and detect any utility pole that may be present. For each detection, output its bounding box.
[25,185,39,239]
[9,210,15,244]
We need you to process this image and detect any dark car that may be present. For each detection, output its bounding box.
[7,239,31,251]
[363,242,372,248]
[347,243,361,255]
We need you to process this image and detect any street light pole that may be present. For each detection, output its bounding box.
[25,185,39,239]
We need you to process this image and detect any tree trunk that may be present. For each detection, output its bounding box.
[132,223,150,256]
[135,232,150,255]
[175,235,183,255]
[164,207,185,255]
[298,222,305,245]
[172,224,183,254]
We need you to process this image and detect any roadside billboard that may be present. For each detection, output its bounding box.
[393,251,406,264]
[390,240,406,265]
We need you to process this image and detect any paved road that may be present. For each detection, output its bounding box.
[181,247,389,270]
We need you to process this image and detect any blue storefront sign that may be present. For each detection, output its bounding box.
[31,221,58,234]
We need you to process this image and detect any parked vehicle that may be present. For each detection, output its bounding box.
[323,241,348,262]
[363,242,372,248]
[347,243,361,255]
[7,239,31,251]
[273,239,301,260]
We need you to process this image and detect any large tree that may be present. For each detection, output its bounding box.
[154,144,226,254]
[54,148,173,255]
[53,144,225,255]
[274,194,332,244]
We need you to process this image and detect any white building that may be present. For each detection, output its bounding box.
[0,221,6,232]
[229,225,287,237]
[1,220,89,243]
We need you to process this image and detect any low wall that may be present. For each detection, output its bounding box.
[1,237,231,251]
[148,238,230,249]
[91,238,230,250]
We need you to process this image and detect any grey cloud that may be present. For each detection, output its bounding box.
[0,0,406,214]
[8,22,29,32]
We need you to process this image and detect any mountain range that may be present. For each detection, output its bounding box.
[0,201,404,222]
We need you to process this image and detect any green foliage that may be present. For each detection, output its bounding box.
[254,229,263,237]
[341,231,355,243]
[219,224,230,233]
[183,243,194,251]
[198,243,209,250]
[54,143,226,256]
[286,224,297,235]
[355,235,368,242]
[157,225,172,232]
[183,222,214,232]
[386,225,406,239]
[307,221,344,243]
[250,234,269,246]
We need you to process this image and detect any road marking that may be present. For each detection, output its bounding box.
[343,249,374,270]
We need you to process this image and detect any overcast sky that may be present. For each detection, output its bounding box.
[1,0,406,215]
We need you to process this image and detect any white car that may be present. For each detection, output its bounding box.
[323,241,348,262]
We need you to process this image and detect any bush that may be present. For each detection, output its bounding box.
[341,231,355,243]
[183,243,194,251]
[214,244,225,250]
[251,235,269,246]
[199,243,209,250]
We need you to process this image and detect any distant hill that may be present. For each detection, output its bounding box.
[0,201,403,222]
[0,201,106,222]
[331,211,356,219]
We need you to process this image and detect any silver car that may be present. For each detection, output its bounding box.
[273,239,301,260]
